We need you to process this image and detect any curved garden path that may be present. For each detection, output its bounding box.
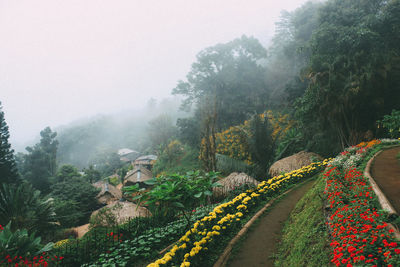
[371,146,400,214]
[227,179,315,267]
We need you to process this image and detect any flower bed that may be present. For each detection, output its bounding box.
[324,139,400,266]
[148,159,330,267]
[0,224,63,266]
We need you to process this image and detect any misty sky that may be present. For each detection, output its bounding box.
[0,0,307,147]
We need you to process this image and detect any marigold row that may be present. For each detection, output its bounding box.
[148,159,330,267]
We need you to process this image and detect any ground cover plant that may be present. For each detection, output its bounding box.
[147,159,330,267]
[274,176,331,267]
[324,139,400,266]
[80,205,217,266]
[0,223,62,266]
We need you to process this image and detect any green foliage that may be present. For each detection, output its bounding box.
[377,109,400,138]
[0,102,19,185]
[51,177,100,227]
[52,198,82,228]
[83,165,101,183]
[274,128,303,161]
[136,172,220,222]
[0,222,53,258]
[246,114,274,177]
[0,183,56,236]
[152,140,201,175]
[267,1,322,107]
[274,177,331,267]
[176,117,202,148]
[56,164,81,183]
[82,205,216,267]
[108,175,120,186]
[295,0,400,154]
[173,35,269,131]
[20,127,58,193]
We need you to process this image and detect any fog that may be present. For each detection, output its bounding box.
[0,0,307,149]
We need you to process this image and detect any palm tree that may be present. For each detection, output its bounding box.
[0,182,56,235]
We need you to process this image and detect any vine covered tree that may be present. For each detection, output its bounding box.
[0,102,19,185]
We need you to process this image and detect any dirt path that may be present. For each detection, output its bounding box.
[227,179,315,267]
[371,146,400,213]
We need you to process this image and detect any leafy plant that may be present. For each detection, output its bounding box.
[132,171,221,230]
[0,182,56,236]
[378,109,400,139]
[0,222,53,258]
[82,205,217,267]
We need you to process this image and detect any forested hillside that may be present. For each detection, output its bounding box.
[1,0,400,266]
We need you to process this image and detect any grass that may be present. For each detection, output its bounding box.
[273,175,331,267]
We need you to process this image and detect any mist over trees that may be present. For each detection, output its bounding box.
[0,0,399,262]
[54,97,185,168]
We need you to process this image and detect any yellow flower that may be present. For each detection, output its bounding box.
[212,225,221,231]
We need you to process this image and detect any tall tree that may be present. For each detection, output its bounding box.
[295,0,400,154]
[173,35,269,131]
[267,1,322,107]
[0,102,19,184]
[20,127,58,193]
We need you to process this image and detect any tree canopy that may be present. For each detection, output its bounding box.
[0,102,19,185]
[173,35,269,131]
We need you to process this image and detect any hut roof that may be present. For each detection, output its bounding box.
[269,151,323,177]
[90,201,151,227]
[124,168,153,184]
[118,148,139,156]
[93,181,122,202]
[135,155,157,162]
[213,172,259,198]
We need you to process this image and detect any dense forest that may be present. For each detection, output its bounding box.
[1,0,400,266]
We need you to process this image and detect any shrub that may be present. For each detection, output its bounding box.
[378,109,400,138]
[0,222,57,266]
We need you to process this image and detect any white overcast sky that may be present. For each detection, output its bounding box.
[0,0,307,147]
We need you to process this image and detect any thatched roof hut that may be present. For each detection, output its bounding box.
[213,172,259,198]
[90,201,151,227]
[118,148,140,162]
[133,155,157,170]
[93,181,122,205]
[269,151,323,177]
[124,168,153,187]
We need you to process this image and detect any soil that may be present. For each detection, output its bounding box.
[227,179,315,267]
[371,146,400,214]
[72,223,90,238]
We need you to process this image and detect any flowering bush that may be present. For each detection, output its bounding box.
[200,111,293,165]
[0,223,62,266]
[324,139,400,266]
[148,159,330,267]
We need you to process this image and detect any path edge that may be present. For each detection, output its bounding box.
[363,146,400,240]
[213,179,313,267]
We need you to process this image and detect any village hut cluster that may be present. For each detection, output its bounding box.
[85,149,157,230]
